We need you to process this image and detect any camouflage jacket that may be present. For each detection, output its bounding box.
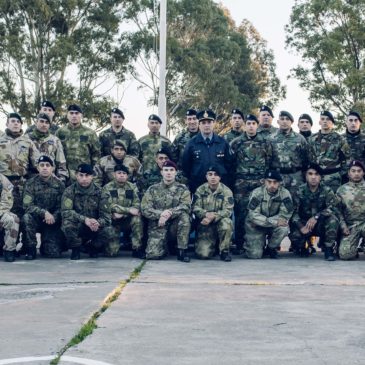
[138,133,172,171]
[0,174,14,216]
[269,129,309,172]
[308,131,351,176]
[343,130,365,167]
[336,180,365,229]
[103,180,140,215]
[27,129,68,182]
[246,185,293,228]
[171,129,199,168]
[0,130,40,177]
[193,182,234,222]
[99,126,140,157]
[137,164,162,194]
[230,132,272,180]
[61,182,111,227]
[222,129,243,144]
[257,125,278,138]
[141,181,191,221]
[56,124,100,181]
[291,183,338,228]
[94,154,141,187]
[23,175,65,222]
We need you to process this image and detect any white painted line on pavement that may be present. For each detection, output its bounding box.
[0,356,114,365]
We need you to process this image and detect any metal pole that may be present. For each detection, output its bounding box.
[158,0,167,136]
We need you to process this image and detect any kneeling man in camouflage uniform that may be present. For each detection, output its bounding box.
[141,160,190,262]
[244,170,293,259]
[103,164,144,258]
[193,166,233,261]
[61,164,112,260]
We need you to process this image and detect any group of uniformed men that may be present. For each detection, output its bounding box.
[0,100,365,263]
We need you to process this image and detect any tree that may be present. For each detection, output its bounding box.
[285,0,365,125]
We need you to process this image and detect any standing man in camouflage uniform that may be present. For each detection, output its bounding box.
[290,164,338,260]
[26,113,68,182]
[94,140,141,187]
[56,104,100,183]
[61,164,112,260]
[103,164,144,258]
[344,111,365,167]
[141,160,190,262]
[138,114,172,172]
[308,111,351,192]
[99,108,140,158]
[193,166,234,261]
[0,173,20,262]
[222,109,245,144]
[26,100,59,135]
[22,156,65,259]
[244,170,293,259]
[269,111,309,197]
[230,114,272,254]
[298,113,313,140]
[257,105,278,138]
[337,160,365,260]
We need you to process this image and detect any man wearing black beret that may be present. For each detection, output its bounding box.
[257,105,278,138]
[222,108,245,144]
[344,111,365,169]
[25,100,59,135]
[298,113,313,140]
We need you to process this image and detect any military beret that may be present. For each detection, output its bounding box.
[206,165,222,177]
[112,139,127,151]
[68,104,83,114]
[8,112,22,123]
[77,163,94,175]
[148,114,162,124]
[156,147,171,159]
[186,109,197,116]
[349,160,365,172]
[197,109,216,121]
[114,164,129,174]
[299,113,313,126]
[264,169,282,182]
[37,113,51,124]
[231,108,244,119]
[245,114,259,123]
[162,160,177,170]
[348,111,362,123]
[305,163,322,175]
[259,105,274,118]
[111,108,124,119]
[279,110,294,123]
[41,100,55,111]
[38,155,54,166]
[320,110,335,123]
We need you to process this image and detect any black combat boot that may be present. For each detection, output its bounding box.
[89,246,98,258]
[324,246,336,261]
[177,249,190,263]
[132,249,146,259]
[220,250,232,262]
[268,247,279,259]
[25,246,37,260]
[3,250,15,262]
[70,247,81,260]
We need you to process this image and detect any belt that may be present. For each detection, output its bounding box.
[321,167,341,175]
[278,167,302,174]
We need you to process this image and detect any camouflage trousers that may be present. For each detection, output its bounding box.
[195,217,233,258]
[107,216,143,256]
[339,221,365,260]
[244,220,288,259]
[322,172,342,193]
[22,213,65,257]
[281,171,304,198]
[234,179,262,247]
[145,212,190,259]
[289,215,338,250]
[0,212,20,251]
[62,218,114,252]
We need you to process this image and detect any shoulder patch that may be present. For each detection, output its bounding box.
[63,198,73,209]
[228,196,234,204]
[23,195,33,204]
[248,197,260,210]
[283,197,293,211]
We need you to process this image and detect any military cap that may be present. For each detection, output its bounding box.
[41,100,55,111]
[197,109,216,121]
[162,160,177,170]
[68,104,83,114]
[37,113,51,124]
[148,114,162,124]
[299,113,313,126]
[264,169,282,181]
[349,160,365,172]
[348,111,362,123]
[206,165,222,176]
[156,147,171,159]
[112,139,127,151]
[279,110,294,123]
[114,164,129,174]
[320,110,335,123]
[111,107,124,119]
[186,109,197,116]
[305,163,322,175]
[38,155,54,166]
[259,105,274,118]
[8,112,22,123]
[77,163,94,175]
[245,114,259,123]
[231,108,244,119]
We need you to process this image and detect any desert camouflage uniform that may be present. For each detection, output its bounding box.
[103,180,143,256]
[245,185,293,258]
[193,182,234,258]
[336,181,365,260]
[222,129,243,144]
[141,181,191,259]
